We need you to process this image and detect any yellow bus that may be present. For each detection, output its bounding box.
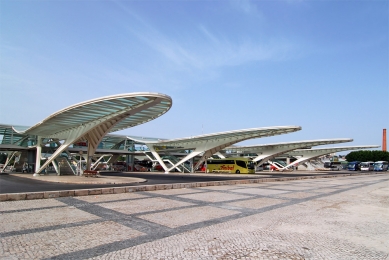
[206,157,255,174]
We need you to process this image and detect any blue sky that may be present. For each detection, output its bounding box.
[1,0,388,151]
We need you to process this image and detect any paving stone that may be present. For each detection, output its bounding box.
[97,197,193,215]
[25,192,44,200]
[151,188,204,195]
[44,191,60,199]
[6,193,26,201]
[101,188,114,194]
[227,197,288,209]
[76,193,148,203]
[232,188,290,196]
[59,190,75,197]
[0,198,66,212]
[0,221,143,259]
[113,187,125,194]
[278,192,315,199]
[88,189,102,195]
[0,194,7,202]
[74,189,89,196]
[138,205,239,228]
[0,174,388,260]
[178,191,251,203]
[0,207,100,233]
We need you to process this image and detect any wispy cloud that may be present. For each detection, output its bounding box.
[112,0,299,72]
[196,28,298,67]
[229,0,259,14]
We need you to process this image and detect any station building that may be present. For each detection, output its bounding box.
[0,93,379,175]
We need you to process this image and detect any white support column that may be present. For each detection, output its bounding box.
[148,146,169,173]
[0,151,17,173]
[193,140,236,170]
[215,152,225,158]
[91,155,107,171]
[283,157,306,170]
[86,143,94,171]
[35,138,75,174]
[190,157,194,173]
[52,160,60,176]
[130,142,135,172]
[34,137,42,176]
[167,151,202,173]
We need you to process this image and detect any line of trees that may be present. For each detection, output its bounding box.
[345,150,389,162]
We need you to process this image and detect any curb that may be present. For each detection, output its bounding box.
[0,172,386,202]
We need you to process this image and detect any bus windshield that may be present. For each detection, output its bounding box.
[247,161,255,169]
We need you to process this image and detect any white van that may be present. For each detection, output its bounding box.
[360,161,374,171]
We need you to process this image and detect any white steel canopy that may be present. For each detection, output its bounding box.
[22,93,172,138]
[224,138,353,165]
[24,92,172,174]
[140,125,302,173]
[281,145,380,170]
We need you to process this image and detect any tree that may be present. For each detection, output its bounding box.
[345,150,389,162]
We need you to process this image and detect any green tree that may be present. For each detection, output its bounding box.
[346,150,389,162]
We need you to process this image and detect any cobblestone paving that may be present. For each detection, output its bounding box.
[178,191,251,203]
[1,207,100,233]
[97,197,194,215]
[75,193,148,203]
[0,174,388,259]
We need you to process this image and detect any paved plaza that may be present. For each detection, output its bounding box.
[0,174,388,259]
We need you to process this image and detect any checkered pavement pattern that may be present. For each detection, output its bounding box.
[1,174,388,259]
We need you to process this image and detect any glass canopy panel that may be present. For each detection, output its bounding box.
[23,93,172,137]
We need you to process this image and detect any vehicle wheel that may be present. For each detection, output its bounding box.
[235,170,240,174]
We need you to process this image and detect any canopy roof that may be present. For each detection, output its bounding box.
[98,134,165,150]
[0,124,30,145]
[222,138,354,164]
[285,145,380,157]
[137,125,302,173]
[18,92,172,138]
[143,126,302,150]
[225,138,354,152]
[277,145,380,170]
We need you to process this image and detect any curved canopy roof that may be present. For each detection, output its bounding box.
[19,92,172,138]
[0,124,30,146]
[281,145,380,169]
[225,138,354,152]
[285,145,380,156]
[135,125,302,173]
[223,138,354,163]
[143,126,302,149]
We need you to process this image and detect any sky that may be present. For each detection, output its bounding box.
[1,0,388,153]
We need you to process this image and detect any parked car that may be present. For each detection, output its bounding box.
[131,164,149,172]
[113,161,126,171]
[153,163,164,172]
